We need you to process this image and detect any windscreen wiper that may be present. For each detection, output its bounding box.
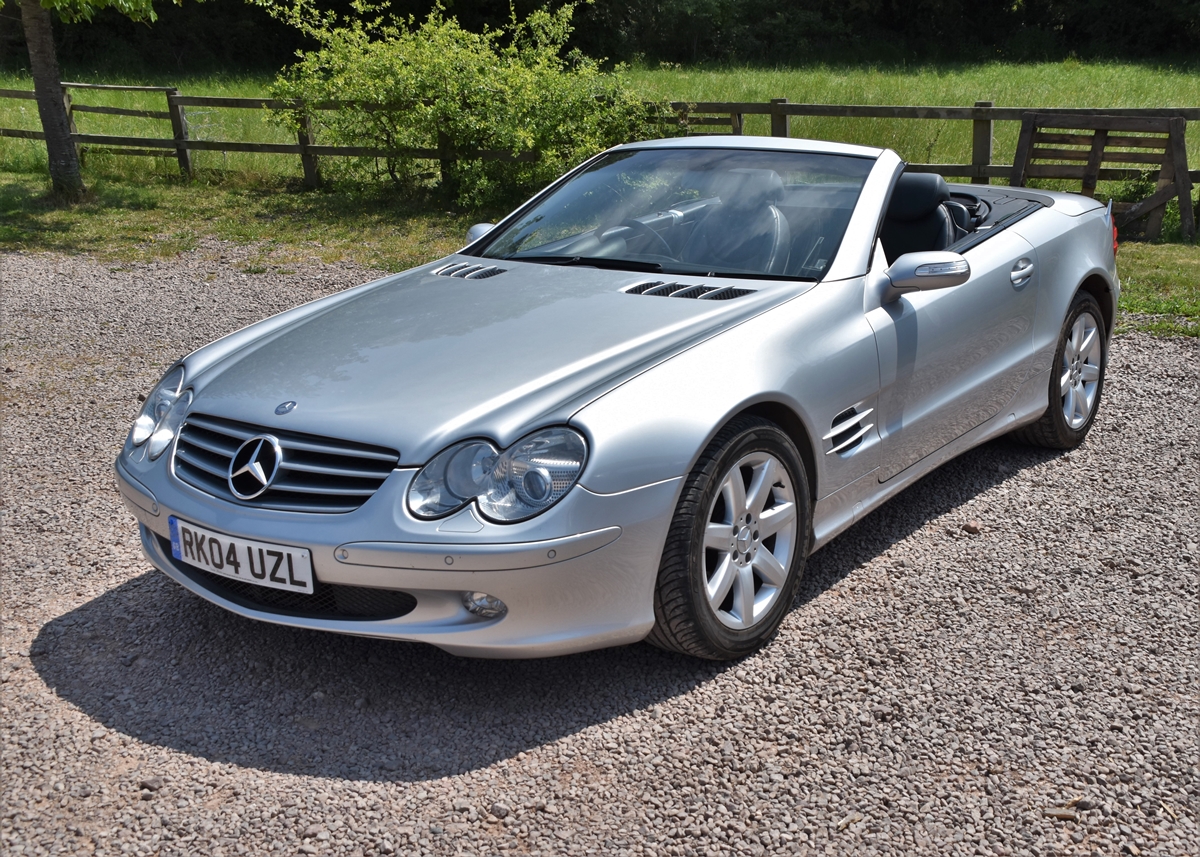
[502,255,664,273]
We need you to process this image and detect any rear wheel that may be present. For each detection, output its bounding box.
[1013,291,1107,449]
[647,416,811,660]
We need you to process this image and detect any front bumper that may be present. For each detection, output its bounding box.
[116,456,680,658]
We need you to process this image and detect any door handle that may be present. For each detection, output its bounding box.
[1010,258,1034,285]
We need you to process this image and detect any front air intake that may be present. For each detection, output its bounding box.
[434,262,507,280]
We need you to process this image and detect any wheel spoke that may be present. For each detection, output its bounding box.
[732,565,757,629]
[1070,317,1087,353]
[753,548,788,587]
[1072,382,1087,422]
[1081,363,1100,383]
[1059,369,1073,396]
[1077,324,1098,359]
[705,555,737,611]
[1063,385,1077,420]
[704,523,731,552]
[744,458,778,517]
[720,469,748,521]
[759,501,796,538]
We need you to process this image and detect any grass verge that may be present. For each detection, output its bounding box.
[1,171,1194,337]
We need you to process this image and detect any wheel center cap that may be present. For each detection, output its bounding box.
[736,526,752,553]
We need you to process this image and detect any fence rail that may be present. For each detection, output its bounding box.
[2,85,1197,191]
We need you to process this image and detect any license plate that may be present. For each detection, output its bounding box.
[168,516,314,594]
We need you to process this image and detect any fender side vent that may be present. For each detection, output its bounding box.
[434,262,507,279]
[824,407,874,455]
[625,282,753,300]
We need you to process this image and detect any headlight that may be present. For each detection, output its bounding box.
[408,427,587,523]
[146,389,192,459]
[128,366,191,460]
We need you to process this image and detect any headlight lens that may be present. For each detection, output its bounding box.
[146,389,192,460]
[130,366,185,446]
[408,427,587,523]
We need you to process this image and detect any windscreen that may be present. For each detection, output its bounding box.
[480,148,875,280]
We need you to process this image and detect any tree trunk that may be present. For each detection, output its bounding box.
[20,0,83,199]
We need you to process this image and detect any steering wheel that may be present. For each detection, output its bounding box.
[598,219,675,258]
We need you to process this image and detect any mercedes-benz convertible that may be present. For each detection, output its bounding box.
[116,136,1118,659]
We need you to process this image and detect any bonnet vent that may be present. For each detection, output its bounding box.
[824,407,874,455]
[434,262,507,280]
[625,281,756,300]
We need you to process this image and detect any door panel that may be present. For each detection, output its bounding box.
[868,231,1038,481]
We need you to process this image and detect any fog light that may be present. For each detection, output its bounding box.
[462,592,507,619]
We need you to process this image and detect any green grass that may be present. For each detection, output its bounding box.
[0,173,482,272]
[1,62,1196,335]
[1114,243,1200,336]
[629,61,1200,174]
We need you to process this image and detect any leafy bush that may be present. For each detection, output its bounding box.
[268,2,676,207]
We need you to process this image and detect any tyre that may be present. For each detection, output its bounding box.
[1013,291,1107,449]
[647,416,812,660]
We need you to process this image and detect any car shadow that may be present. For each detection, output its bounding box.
[30,436,1059,783]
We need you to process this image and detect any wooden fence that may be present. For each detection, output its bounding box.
[2,83,1198,196]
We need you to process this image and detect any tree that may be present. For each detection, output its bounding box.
[6,0,185,199]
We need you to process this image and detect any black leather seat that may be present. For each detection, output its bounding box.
[880,172,955,264]
[682,169,791,274]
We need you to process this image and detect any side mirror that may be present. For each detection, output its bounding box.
[466,223,495,244]
[884,251,970,303]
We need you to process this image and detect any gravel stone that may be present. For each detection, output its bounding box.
[2,243,1198,857]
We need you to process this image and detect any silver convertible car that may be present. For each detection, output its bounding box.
[116,137,1118,660]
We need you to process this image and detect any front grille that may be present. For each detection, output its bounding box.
[625,281,755,300]
[161,536,417,620]
[173,413,398,514]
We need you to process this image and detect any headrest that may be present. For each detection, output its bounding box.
[714,169,784,212]
[886,172,951,222]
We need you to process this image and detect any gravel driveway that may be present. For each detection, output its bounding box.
[2,244,1197,857]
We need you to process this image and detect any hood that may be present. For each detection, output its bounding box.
[187,258,811,464]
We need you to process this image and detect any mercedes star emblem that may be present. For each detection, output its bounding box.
[275,401,297,415]
[228,435,283,500]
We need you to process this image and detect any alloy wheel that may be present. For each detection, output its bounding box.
[702,452,798,630]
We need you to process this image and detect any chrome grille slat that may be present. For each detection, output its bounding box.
[278,460,392,479]
[269,478,378,497]
[184,413,256,441]
[173,413,398,514]
[174,445,230,479]
[276,437,397,461]
[178,430,240,458]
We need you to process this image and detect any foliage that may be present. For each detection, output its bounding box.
[573,0,1200,64]
[0,0,179,23]
[6,0,1197,74]
[265,2,675,207]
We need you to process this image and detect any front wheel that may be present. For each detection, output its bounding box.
[647,416,812,660]
[1013,291,1108,449]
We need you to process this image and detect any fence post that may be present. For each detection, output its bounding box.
[297,109,321,188]
[972,100,993,185]
[770,98,790,138]
[730,113,743,135]
[165,88,193,178]
[62,89,81,162]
